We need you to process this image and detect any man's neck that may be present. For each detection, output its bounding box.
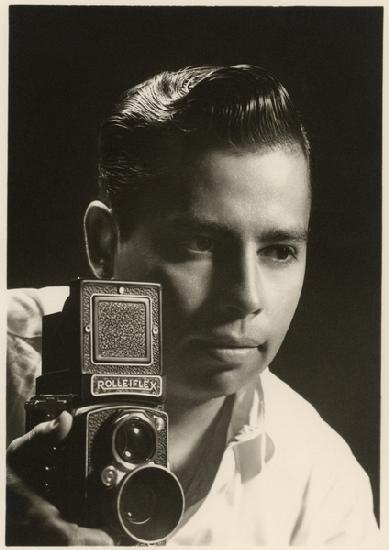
[166,393,234,513]
[166,393,226,473]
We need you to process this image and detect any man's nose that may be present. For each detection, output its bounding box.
[222,244,263,318]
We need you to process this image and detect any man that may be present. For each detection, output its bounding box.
[6,65,379,545]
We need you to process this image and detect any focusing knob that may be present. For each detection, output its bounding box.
[101,465,120,487]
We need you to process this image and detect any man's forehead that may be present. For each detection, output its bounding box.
[136,144,311,228]
[164,143,309,188]
[173,144,307,193]
[192,145,309,182]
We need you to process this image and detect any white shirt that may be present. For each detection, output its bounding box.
[170,370,379,546]
[7,287,380,546]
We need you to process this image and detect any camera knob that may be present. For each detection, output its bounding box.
[154,416,166,431]
[101,465,120,488]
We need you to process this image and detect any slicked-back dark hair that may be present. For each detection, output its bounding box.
[98,64,310,235]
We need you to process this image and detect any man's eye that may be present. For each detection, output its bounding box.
[184,236,215,253]
[260,245,297,263]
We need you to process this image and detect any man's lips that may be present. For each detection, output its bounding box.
[187,335,267,368]
[190,335,266,349]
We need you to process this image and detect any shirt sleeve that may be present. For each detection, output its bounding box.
[6,287,69,445]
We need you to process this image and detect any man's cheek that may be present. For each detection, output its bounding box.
[269,287,303,338]
[159,263,211,313]
[276,277,304,313]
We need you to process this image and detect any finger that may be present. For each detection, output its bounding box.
[7,410,73,455]
[6,476,60,545]
[50,408,73,440]
[69,525,114,546]
[6,413,114,546]
[7,411,73,477]
[8,410,73,454]
[26,516,114,546]
[28,409,73,444]
[7,483,113,546]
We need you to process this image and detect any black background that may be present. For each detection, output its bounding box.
[8,6,382,517]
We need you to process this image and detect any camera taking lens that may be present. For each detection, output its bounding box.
[117,465,184,542]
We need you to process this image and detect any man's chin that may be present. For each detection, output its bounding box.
[166,365,263,403]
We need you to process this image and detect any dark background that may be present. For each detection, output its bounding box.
[8,6,382,518]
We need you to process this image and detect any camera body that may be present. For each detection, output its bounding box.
[25,279,184,545]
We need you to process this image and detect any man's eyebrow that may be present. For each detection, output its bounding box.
[259,228,309,242]
[159,215,309,241]
[159,216,232,235]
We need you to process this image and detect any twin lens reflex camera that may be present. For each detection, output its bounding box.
[25,279,185,545]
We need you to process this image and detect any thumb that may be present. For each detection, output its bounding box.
[30,409,73,443]
[7,411,73,472]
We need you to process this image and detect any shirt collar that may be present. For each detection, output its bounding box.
[226,367,275,462]
[227,368,266,444]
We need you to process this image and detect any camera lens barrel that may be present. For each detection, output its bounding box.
[115,464,185,543]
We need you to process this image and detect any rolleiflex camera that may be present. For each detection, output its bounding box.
[25,279,184,545]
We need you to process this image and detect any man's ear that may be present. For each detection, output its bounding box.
[84,200,119,279]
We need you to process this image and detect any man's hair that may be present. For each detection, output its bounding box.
[98,64,310,235]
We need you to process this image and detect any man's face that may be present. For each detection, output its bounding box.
[112,146,311,402]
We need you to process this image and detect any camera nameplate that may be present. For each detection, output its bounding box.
[91,374,162,397]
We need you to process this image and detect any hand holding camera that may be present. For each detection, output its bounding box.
[7,411,114,545]
[7,280,184,546]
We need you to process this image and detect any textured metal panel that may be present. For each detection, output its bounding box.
[79,281,162,376]
[93,298,149,363]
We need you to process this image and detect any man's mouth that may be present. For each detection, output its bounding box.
[189,336,267,366]
[192,335,266,349]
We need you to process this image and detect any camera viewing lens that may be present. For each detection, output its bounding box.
[114,416,156,464]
